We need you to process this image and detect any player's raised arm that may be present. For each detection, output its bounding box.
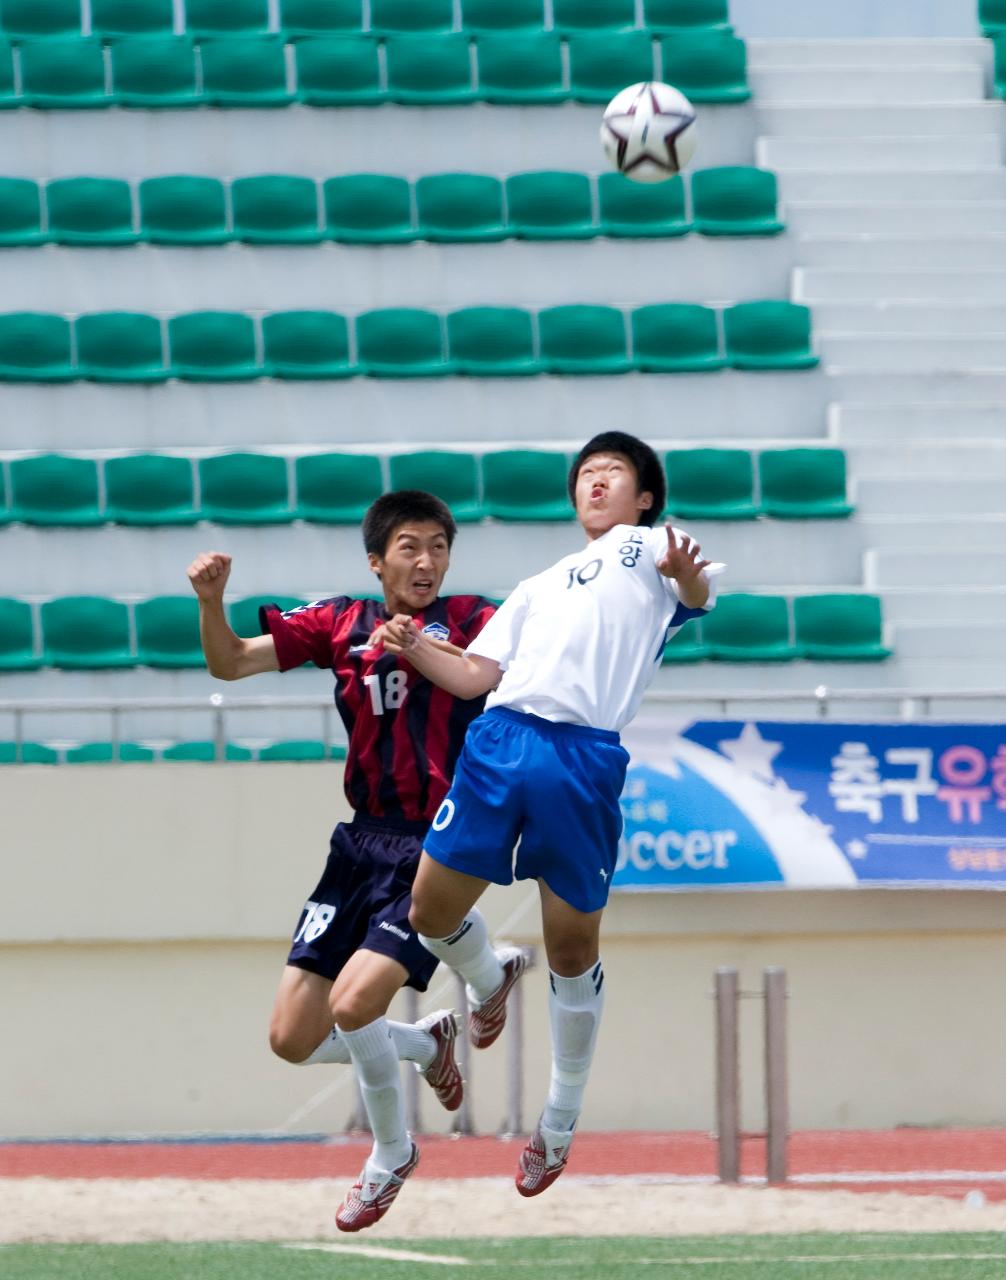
[383,615,499,699]
[656,526,712,609]
[187,551,279,680]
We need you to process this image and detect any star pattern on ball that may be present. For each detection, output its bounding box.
[605,86,694,176]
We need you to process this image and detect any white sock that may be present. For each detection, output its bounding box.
[541,962,605,1133]
[338,1017,413,1171]
[302,1021,436,1070]
[418,908,504,1004]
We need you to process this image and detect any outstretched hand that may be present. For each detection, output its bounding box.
[187,551,232,602]
[656,526,711,584]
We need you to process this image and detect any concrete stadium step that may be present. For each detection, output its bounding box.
[865,549,1006,589]
[858,514,1006,551]
[746,38,990,69]
[756,134,1001,170]
[831,401,1006,443]
[830,369,1006,402]
[779,170,1006,203]
[654,655,1005,694]
[787,203,1006,236]
[894,620,1004,660]
[855,476,1006,516]
[813,302,1006,333]
[844,441,1006,474]
[877,589,1006,624]
[749,65,984,103]
[796,268,1006,303]
[798,235,1006,271]
[757,104,1002,138]
[820,335,1006,371]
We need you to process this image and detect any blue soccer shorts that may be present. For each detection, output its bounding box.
[423,706,630,914]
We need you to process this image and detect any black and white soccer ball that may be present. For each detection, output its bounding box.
[600,81,698,184]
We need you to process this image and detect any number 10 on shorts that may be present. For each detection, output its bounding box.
[294,900,336,944]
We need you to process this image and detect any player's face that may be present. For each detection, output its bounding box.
[370,520,451,614]
[574,452,653,538]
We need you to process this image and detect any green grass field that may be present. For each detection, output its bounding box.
[4,1234,1006,1280]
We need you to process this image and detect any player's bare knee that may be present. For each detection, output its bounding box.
[268,1022,313,1064]
[331,987,382,1032]
[548,942,599,978]
[407,901,441,939]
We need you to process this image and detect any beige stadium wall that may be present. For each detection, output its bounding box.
[2,763,1005,1138]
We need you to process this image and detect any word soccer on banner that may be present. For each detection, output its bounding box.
[614,720,1006,892]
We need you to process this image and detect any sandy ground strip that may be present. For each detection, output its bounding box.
[1,1177,1004,1243]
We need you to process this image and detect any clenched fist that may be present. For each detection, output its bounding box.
[187,551,232,601]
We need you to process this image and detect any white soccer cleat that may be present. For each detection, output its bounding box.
[415,1009,464,1112]
[467,946,526,1050]
[516,1120,576,1197]
[335,1144,420,1232]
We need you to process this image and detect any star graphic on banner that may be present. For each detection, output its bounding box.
[717,722,784,783]
[767,778,807,816]
[846,839,868,860]
[604,86,693,177]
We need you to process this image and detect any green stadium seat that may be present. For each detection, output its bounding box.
[552,0,634,31]
[280,0,363,37]
[505,171,595,239]
[162,741,255,761]
[201,36,292,106]
[231,175,322,243]
[643,0,731,31]
[139,175,228,244]
[229,594,306,636]
[0,313,73,381]
[324,174,413,241]
[66,742,155,763]
[356,308,452,377]
[388,451,481,521]
[462,0,544,32]
[691,166,782,236]
[0,741,58,764]
[662,620,708,663]
[1,0,81,39]
[294,36,384,105]
[660,31,750,102]
[705,594,795,662]
[665,448,756,519]
[294,452,383,522]
[446,306,540,376]
[0,598,39,670]
[76,312,168,383]
[794,594,891,661]
[262,311,353,378]
[41,596,133,668]
[538,305,631,375]
[631,303,723,372]
[198,452,293,524]
[370,0,453,32]
[0,42,16,106]
[135,596,204,668]
[45,177,136,246]
[111,37,201,107]
[10,454,100,525]
[0,179,45,245]
[568,32,655,103]
[724,301,818,370]
[758,448,853,520]
[91,0,174,38]
[104,453,198,525]
[991,33,1006,97]
[258,740,328,761]
[168,311,261,381]
[482,450,570,521]
[183,0,269,36]
[980,0,1006,35]
[598,172,688,238]
[20,39,109,108]
[386,34,475,103]
[416,173,506,242]
[475,32,564,103]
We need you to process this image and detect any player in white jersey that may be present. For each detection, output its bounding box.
[382,432,724,1195]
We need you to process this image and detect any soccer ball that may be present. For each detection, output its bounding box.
[600,81,698,184]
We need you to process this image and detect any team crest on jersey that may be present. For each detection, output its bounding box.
[422,622,450,642]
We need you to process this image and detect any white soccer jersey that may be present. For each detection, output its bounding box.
[469,523,724,732]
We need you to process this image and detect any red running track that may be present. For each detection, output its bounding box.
[3,1131,1006,1201]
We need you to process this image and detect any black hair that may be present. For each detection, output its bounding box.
[362,489,458,557]
[567,431,666,527]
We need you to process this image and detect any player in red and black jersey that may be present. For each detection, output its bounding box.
[186,491,503,1232]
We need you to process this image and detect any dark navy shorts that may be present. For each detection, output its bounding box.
[424,707,630,914]
[287,813,438,992]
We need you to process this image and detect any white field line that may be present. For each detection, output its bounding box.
[285,1242,471,1264]
[283,1248,1006,1268]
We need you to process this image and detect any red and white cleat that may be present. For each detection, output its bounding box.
[417,1009,464,1112]
[335,1144,420,1233]
[468,947,526,1050]
[515,1122,575,1198]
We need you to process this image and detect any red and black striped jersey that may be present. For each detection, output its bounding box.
[260,595,496,824]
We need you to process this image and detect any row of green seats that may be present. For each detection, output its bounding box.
[0,30,749,109]
[0,169,782,246]
[2,0,731,39]
[1,448,851,527]
[665,593,890,663]
[0,738,349,764]
[0,303,817,381]
[0,589,887,670]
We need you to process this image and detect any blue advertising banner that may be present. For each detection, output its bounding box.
[613,720,1006,891]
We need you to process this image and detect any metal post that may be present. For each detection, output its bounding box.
[502,957,525,1137]
[403,986,420,1137]
[763,967,789,1185]
[211,694,226,762]
[714,967,740,1183]
[452,973,474,1136]
[345,1076,370,1135]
